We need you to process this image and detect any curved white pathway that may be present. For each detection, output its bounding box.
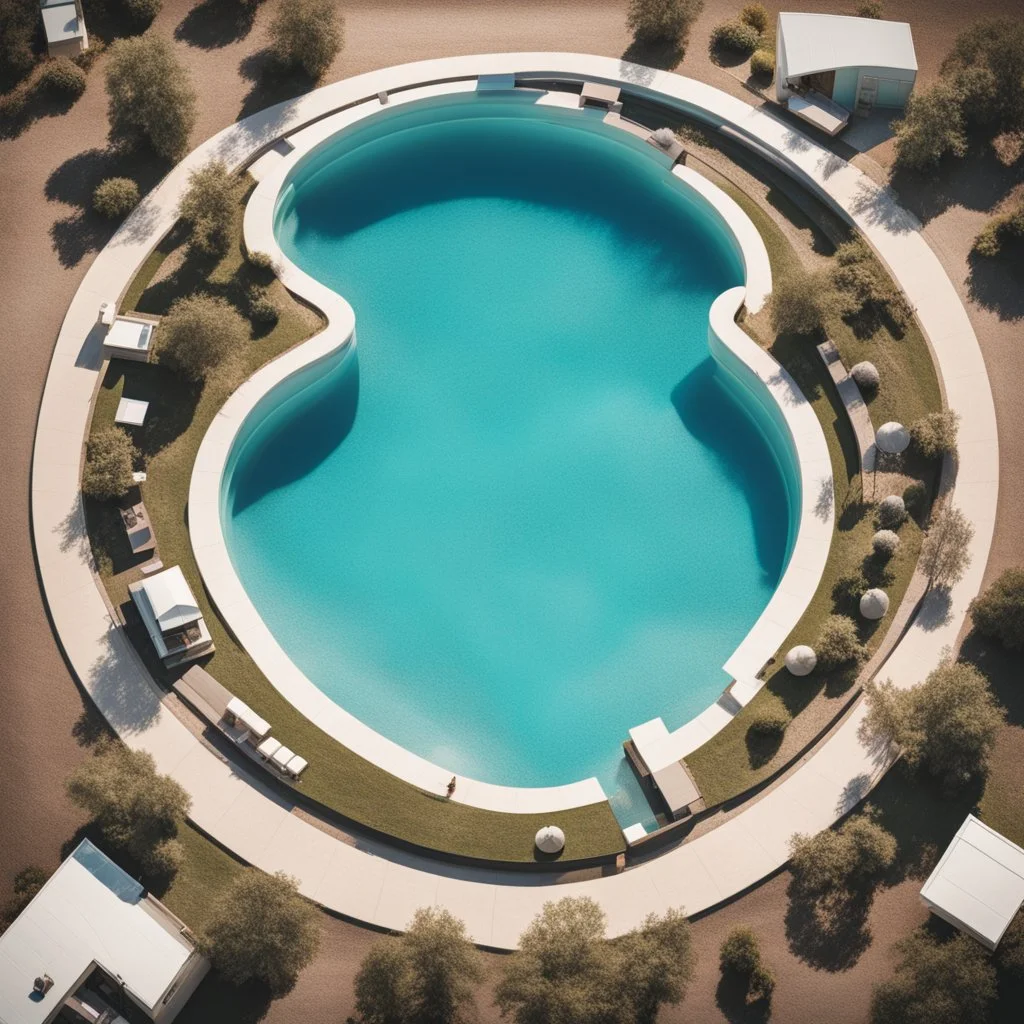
[31,54,997,949]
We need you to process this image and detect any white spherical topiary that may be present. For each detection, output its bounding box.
[877,494,907,529]
[651,127,676,149]
[872,529,900,558]
[876,421,911,454]
[850,361,880,390]
[860,588,890,620]
[535,826,565,854]
[785,645,818,676]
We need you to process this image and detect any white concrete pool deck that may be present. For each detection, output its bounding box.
[32,54,996,948]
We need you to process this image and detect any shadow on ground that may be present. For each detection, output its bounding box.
[620,35,685,72]
[237,49,316,122]
[175,0,259,49]
[716,969,772,1024]
[967,244,1024,322]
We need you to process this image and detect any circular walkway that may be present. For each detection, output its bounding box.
[31,54,997,949]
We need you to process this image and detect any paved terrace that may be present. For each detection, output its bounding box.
[31,54,997,949]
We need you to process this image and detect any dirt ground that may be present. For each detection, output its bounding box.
[1,1,1023,1022]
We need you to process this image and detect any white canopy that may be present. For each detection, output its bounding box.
[778,13,917,79]
[138,565,202,631]
[535,826,565,854]
[921,815,1024,949]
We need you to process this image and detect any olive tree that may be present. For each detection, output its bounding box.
[93,177,141,220]
[870,929,997,1024]
[82,427,138,500]
[354,907,482,1024]
[613,909,696,1024]
[270,0,343,79]
[919,504,973,589]
[892,82,968,174]
[157,293,248,382]
[178,160,238,256]
[719,927,775,1002]
[66,741,190,877]
[106,34,197,161]
[769,269,837,336]
[790,815,897,900]
[626,0,704,44]
[970,567,1024,649]
[816,615,863,670]
[0,0,38,86]
[860,660,1004,789]
[910,410,959,459]
[942,20,1024,133]
[203,869,322,993]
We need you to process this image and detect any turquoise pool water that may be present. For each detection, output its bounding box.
[224,96,795,824]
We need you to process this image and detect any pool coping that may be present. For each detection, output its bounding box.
[186,81,832,813]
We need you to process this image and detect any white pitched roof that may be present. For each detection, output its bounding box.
[778,13,917,79]
[0,841,195,1024]
[920,815,1024,948]
[138,565,202,631]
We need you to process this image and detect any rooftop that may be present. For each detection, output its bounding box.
[778,12,917,80]
[135,565,202,632]
[0,840,196,1024]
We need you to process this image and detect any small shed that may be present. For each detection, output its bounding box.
[775,13,917,134]
[920,815,1024,950]
[40,0,89,59]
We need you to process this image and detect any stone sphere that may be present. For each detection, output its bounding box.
[651,127,676,148]
[535,826,565,854]
[785,645,818,676]
[851,361,880,391]
[878,495,907,529]
[860,588,890,620]
[876,421,910,454]
[872,529,900,557]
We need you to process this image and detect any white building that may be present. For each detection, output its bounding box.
[129,566,214,667]
[775,13,917,135]
[39,0,88,60]
[0,840,208,1024]
[920,814,1024,950]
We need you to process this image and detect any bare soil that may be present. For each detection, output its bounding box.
[2,1,1023,1021]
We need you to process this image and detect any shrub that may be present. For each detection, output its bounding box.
[942,20,1024,134]
[204,869,322,993]
[2,866,50,930]
[66,741,190,878]
[790,815,897,896]
[627,0,704,44]
[178,160,237,256]
[902,481,926,518]
[857,0,883,18]
[720,927,760,974]
[832,570,868,613]
[749,50,774,78]
[861,660,1004,789]
[871,529,900,559]
[123,0,162,27]
[82,427,138,500]
[37,57,86,99]
[970,568,1024,649]
[247,249,275,271]
[870,930,997,1024]
[876,495,906,529]
[769,269,836,336]
[270,0,344,79]
[106,35,197,160]
[740,3,769,33]
[247,284,280,326]
[893,82,968,174]
[158,293,248,382]
[973,217,1006,257]
[919,504,973,589]
[999,911,1024,978]
[816,614,863,669]
[748,705,790,738]
[910,409,959,459]
[93,177,140,219]
[711,19,762,56]
[850,361,879,391]
[0,0,38,87]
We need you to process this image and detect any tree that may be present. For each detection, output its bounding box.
[37,57,87,99]
[969,567,1024,649]
[789,815,896,901]
[105,34,197,161]
[870,929,997,1024]
[0,0,38,87]
[66,741,190,877]
[626,0,704,44]
[942,20,1024,133]
[178,160,238,256]
[710,20,761,56]
[860,660,1004,789]
[719,927,775,1002]
[1,866,50,931]
[204,869,322,993]
[157,293,248,382]
[739,3,769,34]
[123,0,162,28]
[612,910,696,1024]
[93,177,140,220]
[496,897,616,1024]
[919,504,973,589]
[910,410,959,459]
[769,269,837,336]
[892,82,968,174]
[354,907,482,1024]
[270,0,344,79]
[816,614,863,670]
[82,427,138,500]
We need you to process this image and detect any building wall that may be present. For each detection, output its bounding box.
[152,951,210,1023]
[831,65,916,110]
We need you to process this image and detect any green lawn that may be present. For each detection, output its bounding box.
[685,185,942,807]
[85,182,624,864]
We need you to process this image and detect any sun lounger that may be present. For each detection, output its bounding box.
[225,697,271,741]
[256,737,281,760]
[270,745,295,772]
[284,755,308,779]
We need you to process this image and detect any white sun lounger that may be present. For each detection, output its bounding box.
[256,737,281,760]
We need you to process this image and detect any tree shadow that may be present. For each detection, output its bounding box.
[784,881,874,971]
[0,77,81,142]
[960,631,1024,728]
[709,43,752,71]
[716,970,772,1024]
[82,495,152,577]
[237,48,316,123]
[967,244,1024,322]
[175,0,258,49]
[745,725,785,768]
[621,36,685,72]
[176,973,273,1024]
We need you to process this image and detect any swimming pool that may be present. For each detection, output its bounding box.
[222,95,797,822]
